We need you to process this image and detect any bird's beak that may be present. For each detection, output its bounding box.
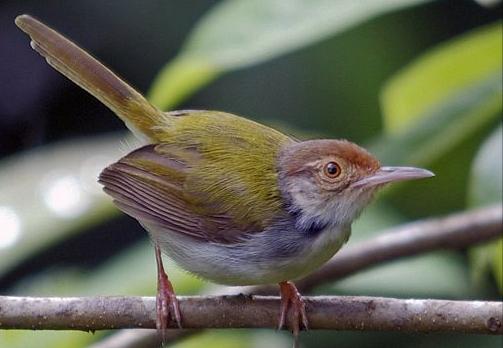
[352,166,435,189]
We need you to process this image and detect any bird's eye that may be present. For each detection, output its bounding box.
[323,161,341,178]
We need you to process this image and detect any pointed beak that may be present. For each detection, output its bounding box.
[352,166,435,189]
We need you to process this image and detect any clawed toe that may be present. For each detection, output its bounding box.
[278,281,309,347]
[156,286,182,332]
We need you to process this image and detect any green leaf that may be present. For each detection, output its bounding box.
[370,23,502,215]
[372,74,501,167]
[148,0,431,110]
[381,22,502,134]
[468,126,503,292]
[374,21,502,166]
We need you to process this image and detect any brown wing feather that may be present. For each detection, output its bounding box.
[98,145,259,243]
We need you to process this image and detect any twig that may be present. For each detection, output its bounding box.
[0,295,501,334]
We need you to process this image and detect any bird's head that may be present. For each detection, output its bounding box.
[278,139,434,230]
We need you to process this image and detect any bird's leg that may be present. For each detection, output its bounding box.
[155,245,182,337]
[278,281,309,347]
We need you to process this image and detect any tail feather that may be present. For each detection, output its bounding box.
[15,14,166,141]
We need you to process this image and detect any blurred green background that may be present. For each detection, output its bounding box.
[0,1,501,347]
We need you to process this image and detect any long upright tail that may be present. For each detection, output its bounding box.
[15,14,166,141]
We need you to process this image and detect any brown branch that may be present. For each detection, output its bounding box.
[3,205,502,348]
[0,295,501,335]
[90,204,503,348]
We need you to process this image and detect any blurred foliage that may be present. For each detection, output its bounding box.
[148,0,431,110]
[0,134,124,278]
[0,1,501,348]
[469,126,503,292]
[381,22,502,134]
[372,21,502,217]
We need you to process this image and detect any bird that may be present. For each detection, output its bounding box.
[15,14,434,346]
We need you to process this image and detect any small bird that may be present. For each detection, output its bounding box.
[16,14,434,346]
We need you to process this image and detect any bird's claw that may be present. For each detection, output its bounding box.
[278,281,309,347]
[156,276,182,333]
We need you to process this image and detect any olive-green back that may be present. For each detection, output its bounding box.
[156,111,294,231]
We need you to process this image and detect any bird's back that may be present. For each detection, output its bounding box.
[156,110,294,230]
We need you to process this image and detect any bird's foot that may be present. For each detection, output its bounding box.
[155,246,182,341]
[278,281,308,347]
[156,271,182,330]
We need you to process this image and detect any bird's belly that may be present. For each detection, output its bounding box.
[148,223,351,286]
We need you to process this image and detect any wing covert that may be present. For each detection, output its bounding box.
[99,144,260,243]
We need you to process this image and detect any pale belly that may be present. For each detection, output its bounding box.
[147,223,351,285]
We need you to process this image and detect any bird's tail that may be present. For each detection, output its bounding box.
[15,14,167,141]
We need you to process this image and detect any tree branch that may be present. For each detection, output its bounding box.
[90,204,503,348]
[2,205,501,348]
[0,295,501,334]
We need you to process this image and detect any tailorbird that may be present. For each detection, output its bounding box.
[15,14,434,346]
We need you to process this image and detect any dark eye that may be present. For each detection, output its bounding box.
[323,161,341,178]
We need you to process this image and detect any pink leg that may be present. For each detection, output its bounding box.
[155,245,182,338]
[278,281,309,348]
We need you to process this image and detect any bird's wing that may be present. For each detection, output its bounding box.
[99,143,278,243]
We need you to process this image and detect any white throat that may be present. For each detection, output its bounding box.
[283,176,377,229]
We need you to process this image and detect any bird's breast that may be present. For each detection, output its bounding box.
[148,219,351,286]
